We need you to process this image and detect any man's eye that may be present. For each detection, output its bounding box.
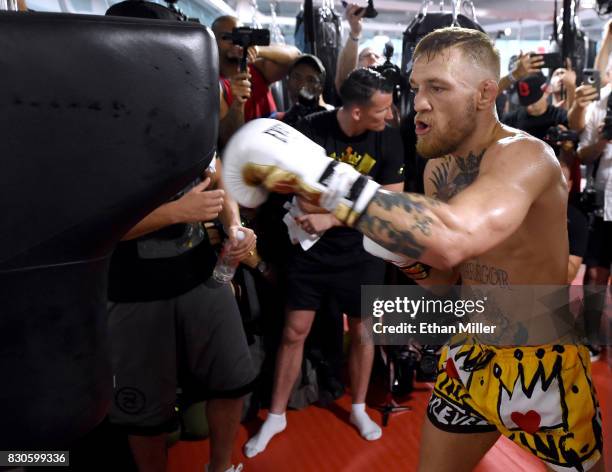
[432,86,443,93]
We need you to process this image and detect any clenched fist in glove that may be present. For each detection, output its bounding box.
[222,118,381,226]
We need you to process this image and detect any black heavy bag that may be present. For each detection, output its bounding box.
[295,0,342,105]
[0,11,218,448]
[402,11,484,82]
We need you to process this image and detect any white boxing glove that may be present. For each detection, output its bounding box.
[222,119,381,226]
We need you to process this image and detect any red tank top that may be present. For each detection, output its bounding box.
[220,63,276,122]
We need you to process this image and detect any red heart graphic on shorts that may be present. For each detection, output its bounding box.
[510,410,541,434]
[445,359,459,379]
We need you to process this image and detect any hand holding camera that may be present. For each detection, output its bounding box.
[574,84,599,109]
[222,27,270,72]
[512,51,544,80]
[545,124,579,150]
[229,71,252,105]
[344,3,365,38]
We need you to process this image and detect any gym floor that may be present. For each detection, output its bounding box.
[167,355,610,472]
[168,266,612,472]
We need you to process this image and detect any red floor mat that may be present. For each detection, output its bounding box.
[168,354,611,472]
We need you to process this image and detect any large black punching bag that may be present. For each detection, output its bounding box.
[0,11,218,448]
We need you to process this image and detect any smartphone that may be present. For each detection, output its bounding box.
[341,0,363,14]
[531,52,563,70]
[582,69,601,100]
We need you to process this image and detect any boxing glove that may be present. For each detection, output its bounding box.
[222,118,380,226]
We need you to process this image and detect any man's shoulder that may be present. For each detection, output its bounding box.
[486,128,557,170]
[303,109,336,124]
[299,109,337,132]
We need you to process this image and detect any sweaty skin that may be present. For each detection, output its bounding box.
[355,48,568,288]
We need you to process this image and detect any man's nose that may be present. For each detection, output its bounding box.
[413,90,431,113]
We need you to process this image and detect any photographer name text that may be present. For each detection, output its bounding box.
[372,321,497,334]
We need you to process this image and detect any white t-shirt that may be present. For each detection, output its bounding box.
[578,84,612,220]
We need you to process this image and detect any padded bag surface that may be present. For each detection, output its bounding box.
[0,11,218,448]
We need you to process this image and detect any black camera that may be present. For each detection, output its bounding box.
[580,185,600,214]
[545,126,579,145]
[415,345,440,382]
[372,42,405,106]
[221,27,271,72]
[282,89,324,126]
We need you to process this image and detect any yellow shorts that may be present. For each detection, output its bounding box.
[427,343,603,472]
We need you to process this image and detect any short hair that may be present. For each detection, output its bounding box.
[211,15,238,34]
[339,68,393,107]
[413,27,500,81]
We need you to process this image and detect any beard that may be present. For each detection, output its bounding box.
[416,101,476,159]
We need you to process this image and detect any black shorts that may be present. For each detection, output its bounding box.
[286,253,385,317]
[584,216,612,269]
[107,283,256,435]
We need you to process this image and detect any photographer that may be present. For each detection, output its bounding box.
[502,73,569,143]
[573,60,612,361]
[550,64,577,111]
[276,54,333,126]
[213,15,300,146]
[576,65,612,282]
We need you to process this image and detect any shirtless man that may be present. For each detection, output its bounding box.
[222,27,604,472]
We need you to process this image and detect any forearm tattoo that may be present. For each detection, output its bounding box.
[357,192,441,259]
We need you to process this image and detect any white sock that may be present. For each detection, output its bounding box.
[350,403,382,441]
[243,412,287,458]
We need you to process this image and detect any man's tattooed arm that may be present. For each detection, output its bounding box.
[356,191,457,266]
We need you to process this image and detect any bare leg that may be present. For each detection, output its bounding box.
[347,317,374,404]
[269,309,317,414]
[244,309,316,458]
[128,434,167,472]
[417,417,500,472]
[207,397,243,472]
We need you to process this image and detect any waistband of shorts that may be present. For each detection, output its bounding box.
[462,344,588,360]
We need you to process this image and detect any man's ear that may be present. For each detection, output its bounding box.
[351,105,361,121]
[477,79,499,109]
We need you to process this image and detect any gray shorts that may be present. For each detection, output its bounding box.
[107,283,256,434]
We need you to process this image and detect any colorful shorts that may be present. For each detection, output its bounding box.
[427,343,603,471]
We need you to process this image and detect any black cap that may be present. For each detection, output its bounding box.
[289,54,326,83]
[516,73,547,106]
[105,0,182,20]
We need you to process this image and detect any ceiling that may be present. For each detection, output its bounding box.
[24,0,611,42]
[228,0,610,41]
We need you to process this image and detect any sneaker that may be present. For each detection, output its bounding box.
[205,464,244,472]
[587,345,601,363]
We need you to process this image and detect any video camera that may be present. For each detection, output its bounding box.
[386,345,440,397]
[372,41,405,107]
[221,27,271,72]
[544,125,579,145]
